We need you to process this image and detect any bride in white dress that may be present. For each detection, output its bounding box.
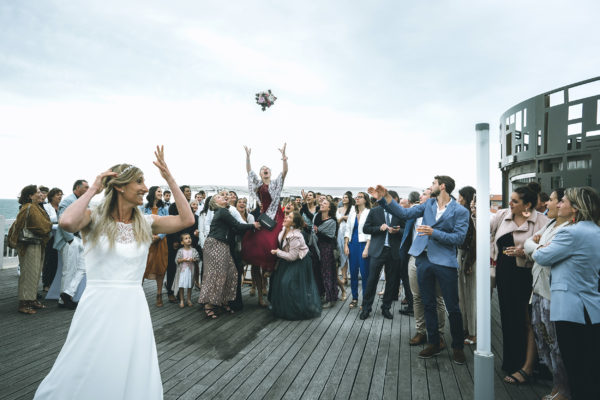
[34,146,195,400]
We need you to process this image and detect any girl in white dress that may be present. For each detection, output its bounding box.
[34,146,195,400]
[173,233,199,308]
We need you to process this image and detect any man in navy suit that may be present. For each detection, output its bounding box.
[360,190,404,320]
[370,175,469,365]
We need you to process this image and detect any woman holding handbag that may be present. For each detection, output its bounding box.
[241,143,288,306]
[9,185,52,314]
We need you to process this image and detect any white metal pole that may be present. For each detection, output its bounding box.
[474,123,494,400]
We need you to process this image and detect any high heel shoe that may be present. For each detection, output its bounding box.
[340,288,347,301]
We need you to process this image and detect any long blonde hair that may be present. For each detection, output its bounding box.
[83,164,152,248]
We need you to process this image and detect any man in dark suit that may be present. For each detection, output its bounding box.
[359,190,404,320]
[166,185,192,302]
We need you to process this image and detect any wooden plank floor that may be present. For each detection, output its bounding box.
[0,268,552,399]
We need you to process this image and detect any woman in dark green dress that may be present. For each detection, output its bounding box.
[269,211,322,320]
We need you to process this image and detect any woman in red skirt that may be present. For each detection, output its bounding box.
[242,144,288,306]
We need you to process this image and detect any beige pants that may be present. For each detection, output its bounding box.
[18,244,45,301]
[457,249,477,335]
[408,255,445,335]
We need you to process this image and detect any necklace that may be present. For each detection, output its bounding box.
[114,212,133,224]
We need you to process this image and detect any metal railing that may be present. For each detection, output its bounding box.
[1,217,18,269]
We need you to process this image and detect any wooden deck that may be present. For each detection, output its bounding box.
[0,267,551,399]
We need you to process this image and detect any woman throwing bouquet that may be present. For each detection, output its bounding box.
[242,144,288,306]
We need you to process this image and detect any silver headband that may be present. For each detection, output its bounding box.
[120,164,136,175]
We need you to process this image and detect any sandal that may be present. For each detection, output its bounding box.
[31,300,47,309]
[504,369,531,385]
[156,294,163,307]
[349,299,358,309]
[464,335,476,345]
[18,301,36,315]
[258,298,268,308]
[187,300,193,307]
[204,307,217,319]
[224,306,235,314]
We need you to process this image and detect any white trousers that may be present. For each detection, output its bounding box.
[60,236,86,297]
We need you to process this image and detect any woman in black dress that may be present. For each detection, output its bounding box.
[269,211,321,320]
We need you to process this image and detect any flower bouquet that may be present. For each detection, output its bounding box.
[255,89,277,111]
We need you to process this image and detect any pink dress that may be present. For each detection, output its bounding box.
[242,173,284,271]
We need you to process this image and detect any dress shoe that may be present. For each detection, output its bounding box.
[359,310,370,320]
[399,306,414,316]
[453,348,466,365]
[168,294,177,303]
[381,309,393,319]
[60,293,77,310]
[409,333,427,346]
[418,343,441,359]
[439,337,447,351]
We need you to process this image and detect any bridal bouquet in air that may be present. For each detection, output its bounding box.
[255,89,277,111]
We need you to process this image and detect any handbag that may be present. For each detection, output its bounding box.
[18,205,43,245]
[257,213,276,231]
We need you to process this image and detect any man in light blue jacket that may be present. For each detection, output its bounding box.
[54,179,89,309]
[370,175,469,365]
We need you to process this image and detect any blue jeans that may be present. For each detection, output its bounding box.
[348,241,369,300]
[416,254,464,349]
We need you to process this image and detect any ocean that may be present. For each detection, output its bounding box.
[0,185,420,233]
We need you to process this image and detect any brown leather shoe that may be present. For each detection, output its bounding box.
[168,294,177,303]
[453,348,466,365]
[156,294,163,307]
[418,343,441,359]
[409,333,427,346]
[439,337,447,351]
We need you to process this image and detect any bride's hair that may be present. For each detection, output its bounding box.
[83,163,152,249]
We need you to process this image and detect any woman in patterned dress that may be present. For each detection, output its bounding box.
[310,198,339,308]
[198,194,260,318]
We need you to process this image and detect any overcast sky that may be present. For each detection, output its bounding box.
[1,0,599,198]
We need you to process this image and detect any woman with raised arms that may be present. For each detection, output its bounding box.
[34,146,195,400]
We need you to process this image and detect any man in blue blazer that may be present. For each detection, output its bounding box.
[369,175,469,365]
[360,190,404,320]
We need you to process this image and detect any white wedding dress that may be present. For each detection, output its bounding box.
[35,216,163,399]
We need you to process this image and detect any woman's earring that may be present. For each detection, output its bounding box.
[522,208,531,218]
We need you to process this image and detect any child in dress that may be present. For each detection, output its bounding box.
[173,233,199,308]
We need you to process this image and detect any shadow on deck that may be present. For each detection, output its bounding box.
[0,268,551,399]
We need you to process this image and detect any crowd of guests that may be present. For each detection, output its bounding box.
[9,163,600,399]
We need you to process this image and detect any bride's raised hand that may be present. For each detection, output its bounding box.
[244,145,251,158]
[92,170,118,194]
[153,145,172,181]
